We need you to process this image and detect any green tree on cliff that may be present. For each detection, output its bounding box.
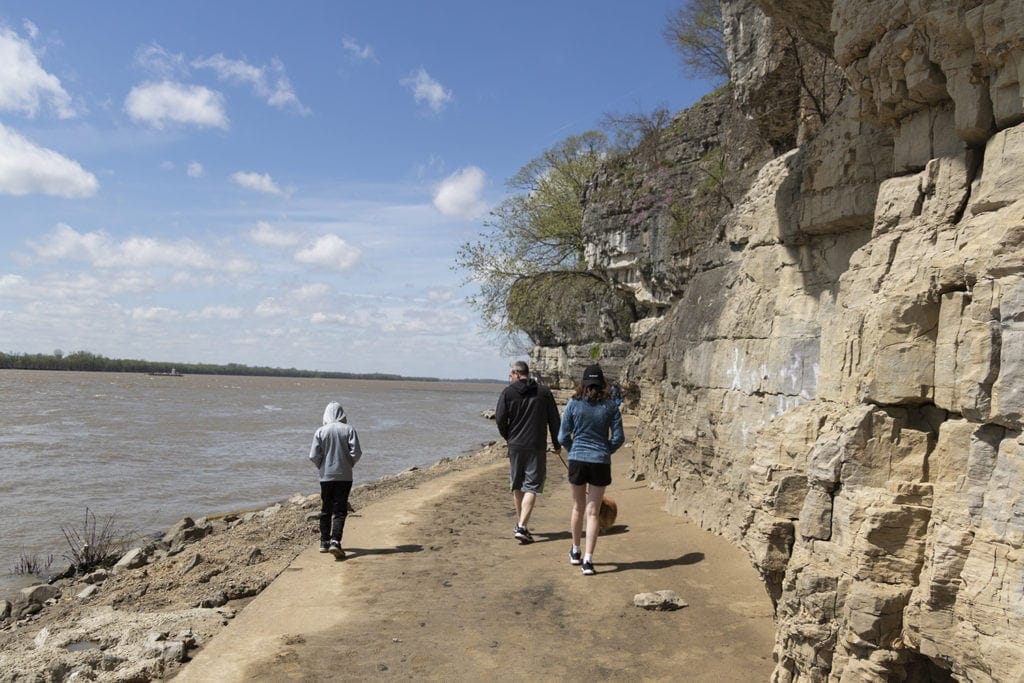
[455,131,609,343]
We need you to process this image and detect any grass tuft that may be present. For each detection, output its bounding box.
[61,507,130,574]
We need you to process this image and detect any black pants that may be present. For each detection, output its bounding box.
[319,480,354,545]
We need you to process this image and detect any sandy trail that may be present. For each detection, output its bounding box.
[174,425,775,681]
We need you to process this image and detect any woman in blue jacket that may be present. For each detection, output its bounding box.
[558,364,624,575]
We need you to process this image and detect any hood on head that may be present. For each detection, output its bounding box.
[512,376,538,395]
[323,401,347,425]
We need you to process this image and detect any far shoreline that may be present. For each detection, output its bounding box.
[0,353,503,384]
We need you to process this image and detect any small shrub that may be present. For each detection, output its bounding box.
[10,552,54,576]
[671,202,693,237]
[61,507,129,574]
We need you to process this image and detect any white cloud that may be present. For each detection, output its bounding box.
[120,236,209,268]
[0,273,28,296]
[131,306,179,321]
[232,171,282,195]
[0,27,75,118]
[0,122,99,197]
[380,307,469,336]
[125,81,228,129]
[193,54,307,113]
[433,166,487,219]
[292,283,329,300]
[171,271,215,287]
[249,221,299,248]
[187,161,204,177]
[400,68,452,112]
[194,305,243,320]
[294,234,361,271]
[26,223,252,273]
[311,311,342,324]
[22,21,38,40]
[255,298,288,317]
[133,43,187,79]
[342,36,375,62]
[426,288,453,303]
[310,308,375,328]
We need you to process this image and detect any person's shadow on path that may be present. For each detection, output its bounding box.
[533,524,631,544]
[339,544,423,560]
[600,552,705,573]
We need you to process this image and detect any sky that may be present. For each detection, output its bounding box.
[0,2,715,380]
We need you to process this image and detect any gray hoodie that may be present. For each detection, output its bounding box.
[309,401,362,482]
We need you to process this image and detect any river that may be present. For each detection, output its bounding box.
[0,370,504,596]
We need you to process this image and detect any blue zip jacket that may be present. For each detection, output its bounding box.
[558,397,624,464]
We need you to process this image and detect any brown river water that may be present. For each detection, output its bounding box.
[0,370,503,596]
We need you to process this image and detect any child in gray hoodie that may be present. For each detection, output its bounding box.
[309,401,362,558]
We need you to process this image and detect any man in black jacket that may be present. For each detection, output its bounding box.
[495,360,561,543]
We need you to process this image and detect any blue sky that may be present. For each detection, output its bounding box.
[0,2,714,380]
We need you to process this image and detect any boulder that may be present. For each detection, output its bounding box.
[164,517,213,553]
[77,585,99,600]
[112,547,148,574]
[633,590,689,611]
[20,584,60,604]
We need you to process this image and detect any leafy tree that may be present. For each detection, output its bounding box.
[455,131,611,342]
[663,0,729,82]
[507,271,636,346]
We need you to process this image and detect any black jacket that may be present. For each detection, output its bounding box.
[496,378,561,451]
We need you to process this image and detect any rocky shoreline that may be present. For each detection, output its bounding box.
[0,442,503,682]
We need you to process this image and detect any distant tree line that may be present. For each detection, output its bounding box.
[0,350,471,382]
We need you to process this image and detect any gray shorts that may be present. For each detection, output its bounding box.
[508,448,547,494]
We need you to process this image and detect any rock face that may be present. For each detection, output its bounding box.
[534,0,1024,679]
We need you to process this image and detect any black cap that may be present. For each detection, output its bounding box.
[582,364,605,387]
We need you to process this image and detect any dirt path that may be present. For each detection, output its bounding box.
[174,427,776,681]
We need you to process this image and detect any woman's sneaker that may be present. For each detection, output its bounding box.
[514,525,534,543]
[569,548,582,565]
[581,561,596,575]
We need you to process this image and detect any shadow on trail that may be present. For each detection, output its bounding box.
[601,551,705,573]
[341,544,424,559]
[533,524,631,544]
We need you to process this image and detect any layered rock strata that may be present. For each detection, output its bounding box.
[534,1,1024,679]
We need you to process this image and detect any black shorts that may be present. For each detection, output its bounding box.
[567,460,612,487]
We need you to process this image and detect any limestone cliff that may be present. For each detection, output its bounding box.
[532,1,1024,680]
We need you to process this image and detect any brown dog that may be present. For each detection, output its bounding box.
[598,497,618,534]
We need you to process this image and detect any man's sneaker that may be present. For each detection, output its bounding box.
[329,542,346,559]
[514,525,534,543]
[569,548,582,565]
[581,561,596,575]
[319,543,330,553]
